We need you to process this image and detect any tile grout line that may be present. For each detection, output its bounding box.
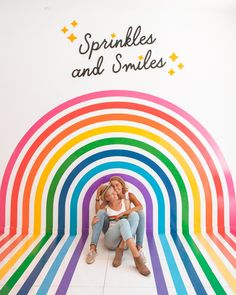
[102,251,111,295]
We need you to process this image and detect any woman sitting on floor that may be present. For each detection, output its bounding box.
[86,184,150,276]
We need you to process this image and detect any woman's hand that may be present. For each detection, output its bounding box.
[91,216,100,226]
[115,213,124,220]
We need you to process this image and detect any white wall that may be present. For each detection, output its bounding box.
[0,0,235,185]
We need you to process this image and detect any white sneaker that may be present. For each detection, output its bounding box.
[86,249,97,264]
[139,248,147,264]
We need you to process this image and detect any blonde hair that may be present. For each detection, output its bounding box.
[100,183,113,201]
[110,176,128,194]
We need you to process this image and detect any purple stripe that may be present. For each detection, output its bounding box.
[56,174,166,294]
[82,174,153,233]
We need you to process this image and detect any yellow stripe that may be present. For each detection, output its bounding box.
[34,125,201,234]
[197,234,236,292]
[33,125,235,289]
[2,125,233,290]
[0,235,38,279]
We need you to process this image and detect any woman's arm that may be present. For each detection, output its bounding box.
[115,192,143,219]
[95,199,107,213]
[129,193,143,211]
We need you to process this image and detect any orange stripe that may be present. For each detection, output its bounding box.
[0,234,27,261]
[7,113,234,266]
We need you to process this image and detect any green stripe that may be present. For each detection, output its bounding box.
[48,137,224,292]
[108,216,128,221]
[47,138,188,233]
[1,137,225,293]
[184,234,226,294]
[0,235,51,294]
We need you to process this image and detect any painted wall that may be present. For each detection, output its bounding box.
[0,2,236,294]
[1,0,235,233]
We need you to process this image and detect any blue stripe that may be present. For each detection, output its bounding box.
[36,237,76,295]
[68,151,206,294]
[38,158,186,294]
[58,174,168,294]
[17,235,63,295]
[19,144,177,294]
[69,151,164,234]
[24,148,206,294]
[64,150,207,294]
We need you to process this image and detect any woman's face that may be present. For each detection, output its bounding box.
[105,187,118,202]
[111,180,123,196]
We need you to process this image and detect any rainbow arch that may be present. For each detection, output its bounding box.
[0,90,235,294]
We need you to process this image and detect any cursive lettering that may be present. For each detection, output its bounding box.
[79,25,156,59]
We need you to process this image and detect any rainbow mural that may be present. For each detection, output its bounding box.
[0,90,235,294]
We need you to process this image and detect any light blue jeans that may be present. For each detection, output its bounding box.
[90,210,145,248]
[104,212,139,250]
[136,210,145,248]
[90,210,109,246]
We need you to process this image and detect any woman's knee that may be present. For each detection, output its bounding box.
[104,239,118,250]
[138,210,145,218]
[128,211,139,222]
[119,218,129,227]
[118,219,131,234]
[137,210,145,224]
[96,210,107,219]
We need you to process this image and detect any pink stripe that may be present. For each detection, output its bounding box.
[0,90,235,234]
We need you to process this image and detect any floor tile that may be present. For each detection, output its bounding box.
[68,240,109,287]
[105,252,155,288]
[103,287,157,295]
[68,257,109,287]
[32,285,104,295]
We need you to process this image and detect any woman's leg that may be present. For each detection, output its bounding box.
[105,219,150,275]
[128,211,139,236]
[90,210,109,247]
[105,212,139,250]
[112,212,139,267]
[117,212,139,249]
[136,210,145,249]
[86,210,108,264]
[104,220,127,250]
[115,211,139,250]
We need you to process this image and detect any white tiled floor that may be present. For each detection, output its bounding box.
[67,236,157,295]
[45,286,105,295]
[2,235,234,294]
[103,287,158,295]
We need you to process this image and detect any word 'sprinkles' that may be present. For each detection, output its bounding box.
[78,25,156,59]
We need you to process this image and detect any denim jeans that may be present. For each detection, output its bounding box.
[90,210,109,246]
[104,212,139,250]
[136,210,145,248]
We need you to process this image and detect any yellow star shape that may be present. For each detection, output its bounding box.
[178,63,184,70]
[67,33,77,42]
[71,20,78,27]
[111,33,117,38]
[61,26,68,34]
[169,52,178,62]
[138,55,144,61]
[168,69,175,76]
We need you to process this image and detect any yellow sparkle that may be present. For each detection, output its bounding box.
[67,33,77,42]
[61,26,68,34]
[178,62,184,70]
[168,69,175,76]
[71,20,78,27]
[138,55,144,61]
[111,33,117,38]
[169,52,178,62]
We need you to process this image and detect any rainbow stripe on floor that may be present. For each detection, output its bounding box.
[0,90,235,294]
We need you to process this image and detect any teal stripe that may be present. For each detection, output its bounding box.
[38,161,186,294]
